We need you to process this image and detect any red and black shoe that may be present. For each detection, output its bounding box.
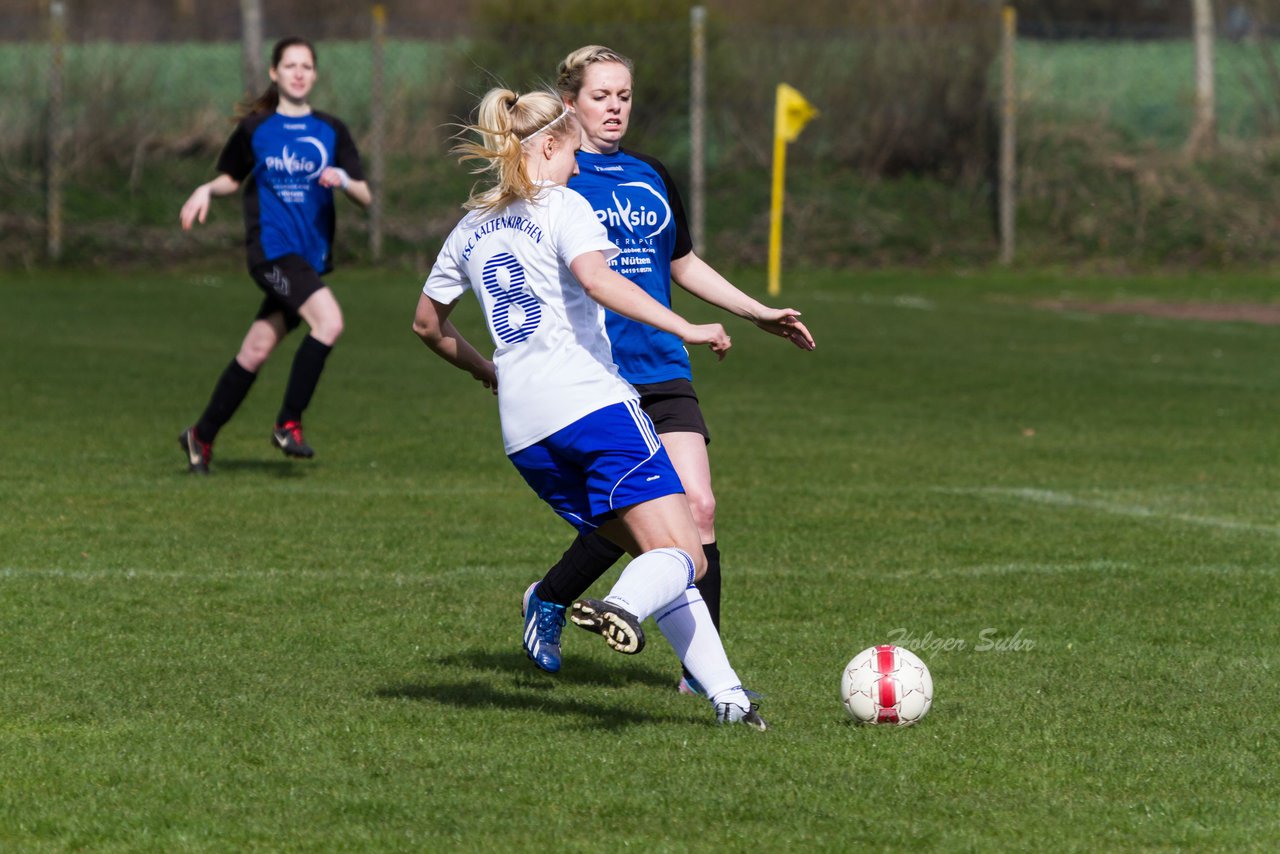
[178,426,212,474]
[271,421,314,459]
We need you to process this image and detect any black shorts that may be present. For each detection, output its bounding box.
[634,378,710,443]
[249,254,327,332]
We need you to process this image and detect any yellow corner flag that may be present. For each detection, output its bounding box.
[777,83,819,143]
[768,84,818,296]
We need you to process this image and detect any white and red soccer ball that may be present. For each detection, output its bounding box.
[841,644,933,726]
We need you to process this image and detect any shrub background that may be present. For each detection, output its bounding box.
[4,0,1280,269]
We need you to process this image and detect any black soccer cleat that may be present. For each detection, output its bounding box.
[570,598,645,655]
[179,426,212,474]
[271,421,314,458]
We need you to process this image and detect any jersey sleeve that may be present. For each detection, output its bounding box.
[556,189,621,267]
[632,151,694,261]
[326,115,366,181]
[422,230,471,305]
[215,120,256,181]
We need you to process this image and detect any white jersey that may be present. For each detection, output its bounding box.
[423,184,638,454]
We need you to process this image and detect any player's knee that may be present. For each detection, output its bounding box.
[686,491,717,533]
[238,340,274,370]
[687,546,708,580]
[312,314,344,345]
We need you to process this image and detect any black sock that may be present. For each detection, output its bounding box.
[277,335,332,426]
[196,358,257,443]
[536,532,626,606]
[684,541,722,684]
[696,541,722,629]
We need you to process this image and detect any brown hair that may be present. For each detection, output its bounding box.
[238,36,316,116]
[453,88,577,212]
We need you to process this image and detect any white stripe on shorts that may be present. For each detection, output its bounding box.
[609,400,664,510]
[624,399,661,453]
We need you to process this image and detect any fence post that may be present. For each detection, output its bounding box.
[998,5,1017,266]
[690,5,706,256]
[239,0,264,98]
[369,4,386,262]
[46,0,66,262]
[1187,0,1216,158]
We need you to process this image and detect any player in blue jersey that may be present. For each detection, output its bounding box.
[177,37,371,474]
[414,87,766,728]
[520,45,816,693]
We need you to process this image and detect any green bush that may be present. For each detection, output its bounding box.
[460,0,1001,179]
[455,0,696,153]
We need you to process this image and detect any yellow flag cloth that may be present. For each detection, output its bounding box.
[776,83,819,143]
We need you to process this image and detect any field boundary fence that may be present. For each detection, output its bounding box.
[5,2,1279,270]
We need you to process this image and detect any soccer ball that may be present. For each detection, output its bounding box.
[840,644,933,726]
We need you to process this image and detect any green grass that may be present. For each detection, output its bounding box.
[2,266,1279,850]
[1018,39,1273,145]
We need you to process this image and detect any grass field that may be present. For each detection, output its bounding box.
[2,265,1279,850]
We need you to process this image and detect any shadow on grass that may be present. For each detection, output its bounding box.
[433,649,676,691]
[374,680,690,729]
[198,458,310,478]
[375,650,694,729]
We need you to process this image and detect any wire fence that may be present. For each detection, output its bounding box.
[5,3,1280,270]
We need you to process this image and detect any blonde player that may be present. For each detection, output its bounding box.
[412,87,765,729]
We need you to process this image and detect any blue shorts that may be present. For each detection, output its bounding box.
[509,400,685,534]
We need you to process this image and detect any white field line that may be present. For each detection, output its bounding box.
[940,559,1130,577]
[0,564,509,584]
[810,290,1273,338]
[940,486,1280,536]
[863,558,1273,579]
[945,558,1278,579]
[808,292,938,310]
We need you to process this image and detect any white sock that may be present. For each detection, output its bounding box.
[654,586,749,706]
[602,547,696,622]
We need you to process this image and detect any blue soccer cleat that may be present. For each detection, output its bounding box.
[522,582,566,673]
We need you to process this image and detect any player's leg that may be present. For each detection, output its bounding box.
[544,402,761,725]
[645,380,723,694]
[180,309,286,473]
[508,439,598,673]
[272,260,342,458]
[573,495,700,651]
[558,400,706,645]
[526,532,626,611]
[524,389,712,648]
[660,431,716,541]
[584,493,705,625]
[659,431,721,694]
[586,497,763,728]
[509,437,695,674]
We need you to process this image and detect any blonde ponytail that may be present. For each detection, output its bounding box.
[454,88,576,212]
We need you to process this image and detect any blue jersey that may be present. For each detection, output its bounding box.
[217,110,364,275]
[569,149,694,385]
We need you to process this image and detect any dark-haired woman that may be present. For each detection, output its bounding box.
[177,37,371,473]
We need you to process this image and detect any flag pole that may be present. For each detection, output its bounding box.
[767,102,788,297]
[767,84,818,297]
